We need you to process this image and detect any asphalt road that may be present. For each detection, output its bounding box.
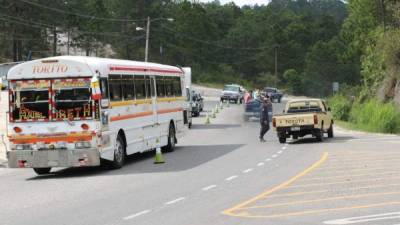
[1,99,400,225]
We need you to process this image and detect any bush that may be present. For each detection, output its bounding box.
[349,99,400,133]
[328,94,352,121]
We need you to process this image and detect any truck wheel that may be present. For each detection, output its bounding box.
[278,98,281,103]
[292,135,298,140]
[315,129,323,142]
[328,125,334,138]
[33,168,51,175]
[162,123,176,152]
[110,135,125,169]
[279,137,286,144]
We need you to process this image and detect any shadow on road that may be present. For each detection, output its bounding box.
[26,144,244,180]
[288,135,354,144]
[191,124,241,130]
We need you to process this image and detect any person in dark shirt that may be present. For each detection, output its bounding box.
[259,94,272,142]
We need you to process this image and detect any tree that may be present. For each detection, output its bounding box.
[283,69,303,95]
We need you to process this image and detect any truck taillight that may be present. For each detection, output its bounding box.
[313,114,318,125]
[272,118,276,127]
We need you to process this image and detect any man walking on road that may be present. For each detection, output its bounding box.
[259,94,272,142]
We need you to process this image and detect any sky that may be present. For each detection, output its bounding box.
[198,0,270,7]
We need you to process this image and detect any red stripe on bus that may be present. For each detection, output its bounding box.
[109,66,183,74]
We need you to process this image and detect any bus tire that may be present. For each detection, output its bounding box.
[163,123,176,153]
[110,135,125,169]
[33,167,51,175]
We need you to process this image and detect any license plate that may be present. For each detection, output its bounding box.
[291,127,300,131]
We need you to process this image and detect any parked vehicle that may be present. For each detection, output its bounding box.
[191,91,204,117]
[220,84,244,104]
[243,98,273,122]
[272,99,333,143]
[264,87,283,103]
[7,56,189,174]
[182,67,193,129]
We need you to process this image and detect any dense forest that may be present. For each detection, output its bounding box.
[0,0,399,103]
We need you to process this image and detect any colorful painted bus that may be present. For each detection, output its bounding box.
[6,56,189,174]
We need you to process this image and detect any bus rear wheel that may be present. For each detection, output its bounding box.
[33,167,51,175]
[162,123,176,152]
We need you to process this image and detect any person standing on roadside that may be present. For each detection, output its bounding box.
[259,94,272,142]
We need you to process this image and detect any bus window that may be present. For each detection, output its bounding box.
[165,77,174,97]
[135,75,146,99]
[109,75,122,101]
[122,75,135,100]
[173,77,182,96]
[100,77,109,100]
[156,77,165,97]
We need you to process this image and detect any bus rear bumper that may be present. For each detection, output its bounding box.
[7,149,101,168]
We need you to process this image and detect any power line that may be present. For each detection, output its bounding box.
[158,25,270,51]
[17,0,147,23]
[0,15,146,39]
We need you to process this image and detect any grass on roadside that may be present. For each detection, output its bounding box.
[329,95,400,134]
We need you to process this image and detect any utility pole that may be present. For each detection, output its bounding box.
[274,46,278,78]
[137,17,173,62]
[380,0,386,31]
[53,26,57,56]
[145,16,150,62]
[67,28,70,55]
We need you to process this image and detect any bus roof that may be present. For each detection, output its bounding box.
[7,56,184,80]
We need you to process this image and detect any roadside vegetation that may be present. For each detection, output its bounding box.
[329,96,400,133]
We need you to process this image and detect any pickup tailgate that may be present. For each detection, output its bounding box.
[274,113,315,127]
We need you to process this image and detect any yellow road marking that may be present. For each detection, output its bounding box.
[299,171,398,182]
[328,154,400,161]
[222,152,328,217]
[316,165,400,173]
[265,183,400,199]
[285,176,400,189]
[230,202,400,218]
[325,157,400,165]
[309,167,400,177]
[242,191,400,209]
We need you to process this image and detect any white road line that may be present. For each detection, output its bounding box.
[202,185,217,191]
[242,168,253,173]
[165,197,186,205]
[225,175,238,181]
[123,210,151,220]
[323,211,400,224]
[257,162,265,166]
[277,150,283,154]
[282,146,287,150]
[265,158,271,162]
[272,154,278,158]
